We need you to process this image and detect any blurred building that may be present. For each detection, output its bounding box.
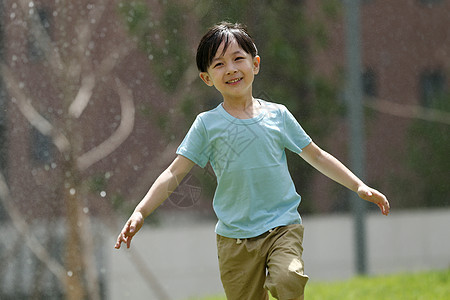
[307,0,450,212]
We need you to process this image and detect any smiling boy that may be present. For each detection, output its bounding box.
[115,22,390,300]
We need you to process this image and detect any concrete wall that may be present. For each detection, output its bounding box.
[106,208,450,299]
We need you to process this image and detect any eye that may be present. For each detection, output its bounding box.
[235,56,245,61]
[213,62,223,68]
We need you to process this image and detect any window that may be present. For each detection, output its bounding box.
[0,124,5,171]
[0,79,6,223]
[417,0,443,8]
[420,70,446,107]
[31,127,54,164]
[418,0,442,4]
[0,76,6,172]
[0,3,4,62]
[0,2,4,168]
[362,68,378,98]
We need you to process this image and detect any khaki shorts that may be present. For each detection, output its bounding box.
[216,224,309,300]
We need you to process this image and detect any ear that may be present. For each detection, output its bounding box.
[199,72,214,87]
[253,56,261,75]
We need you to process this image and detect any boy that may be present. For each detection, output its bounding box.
[115,22,390,300]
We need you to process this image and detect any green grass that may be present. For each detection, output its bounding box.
[195,269,450,300]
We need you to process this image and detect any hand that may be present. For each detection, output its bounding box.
[357,185,390,216]
[115,211,144,249]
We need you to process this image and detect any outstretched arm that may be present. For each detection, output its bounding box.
[115,155,195,249]
[299,142,390,215]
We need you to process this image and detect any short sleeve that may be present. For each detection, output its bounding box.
[282,106,312,153]
[176,115,210,168]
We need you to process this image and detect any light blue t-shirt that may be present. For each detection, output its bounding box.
[176,99,312,238]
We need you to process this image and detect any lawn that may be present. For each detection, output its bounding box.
[195,269,450,300]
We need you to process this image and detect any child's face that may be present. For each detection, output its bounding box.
[199,38,260,101]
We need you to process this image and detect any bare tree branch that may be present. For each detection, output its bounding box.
[96,44,135,78]
[365,98,450,125]
[68,0,134,120]
[75,0,108,60]
[72,0,108,82]
[68,43,134,119]
[1,64,71,153]
[77,78,135,171]
[0,172,68,289]
[18,0,64,76]
[68,73,96,118]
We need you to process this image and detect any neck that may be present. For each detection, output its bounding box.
[222,96,261,119]
[223,95,254,111]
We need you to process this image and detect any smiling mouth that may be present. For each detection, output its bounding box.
[226,77,243,84]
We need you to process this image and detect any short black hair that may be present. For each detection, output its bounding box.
[196,22,258,72]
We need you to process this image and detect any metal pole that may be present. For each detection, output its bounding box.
[343,0,367,275]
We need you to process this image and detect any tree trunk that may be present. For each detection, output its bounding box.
[63,157,85,300]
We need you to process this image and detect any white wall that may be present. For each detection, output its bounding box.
[302,208,450,281]
[106,208,450,300]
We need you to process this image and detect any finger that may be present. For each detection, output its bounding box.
[379,202,389,216]
[126,235,133,249]
[115,235,124,249]
[382,205,388,215]
[385,201,390,215]
[119,221,133,238]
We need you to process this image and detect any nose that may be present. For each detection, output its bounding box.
[226,64,238,75]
